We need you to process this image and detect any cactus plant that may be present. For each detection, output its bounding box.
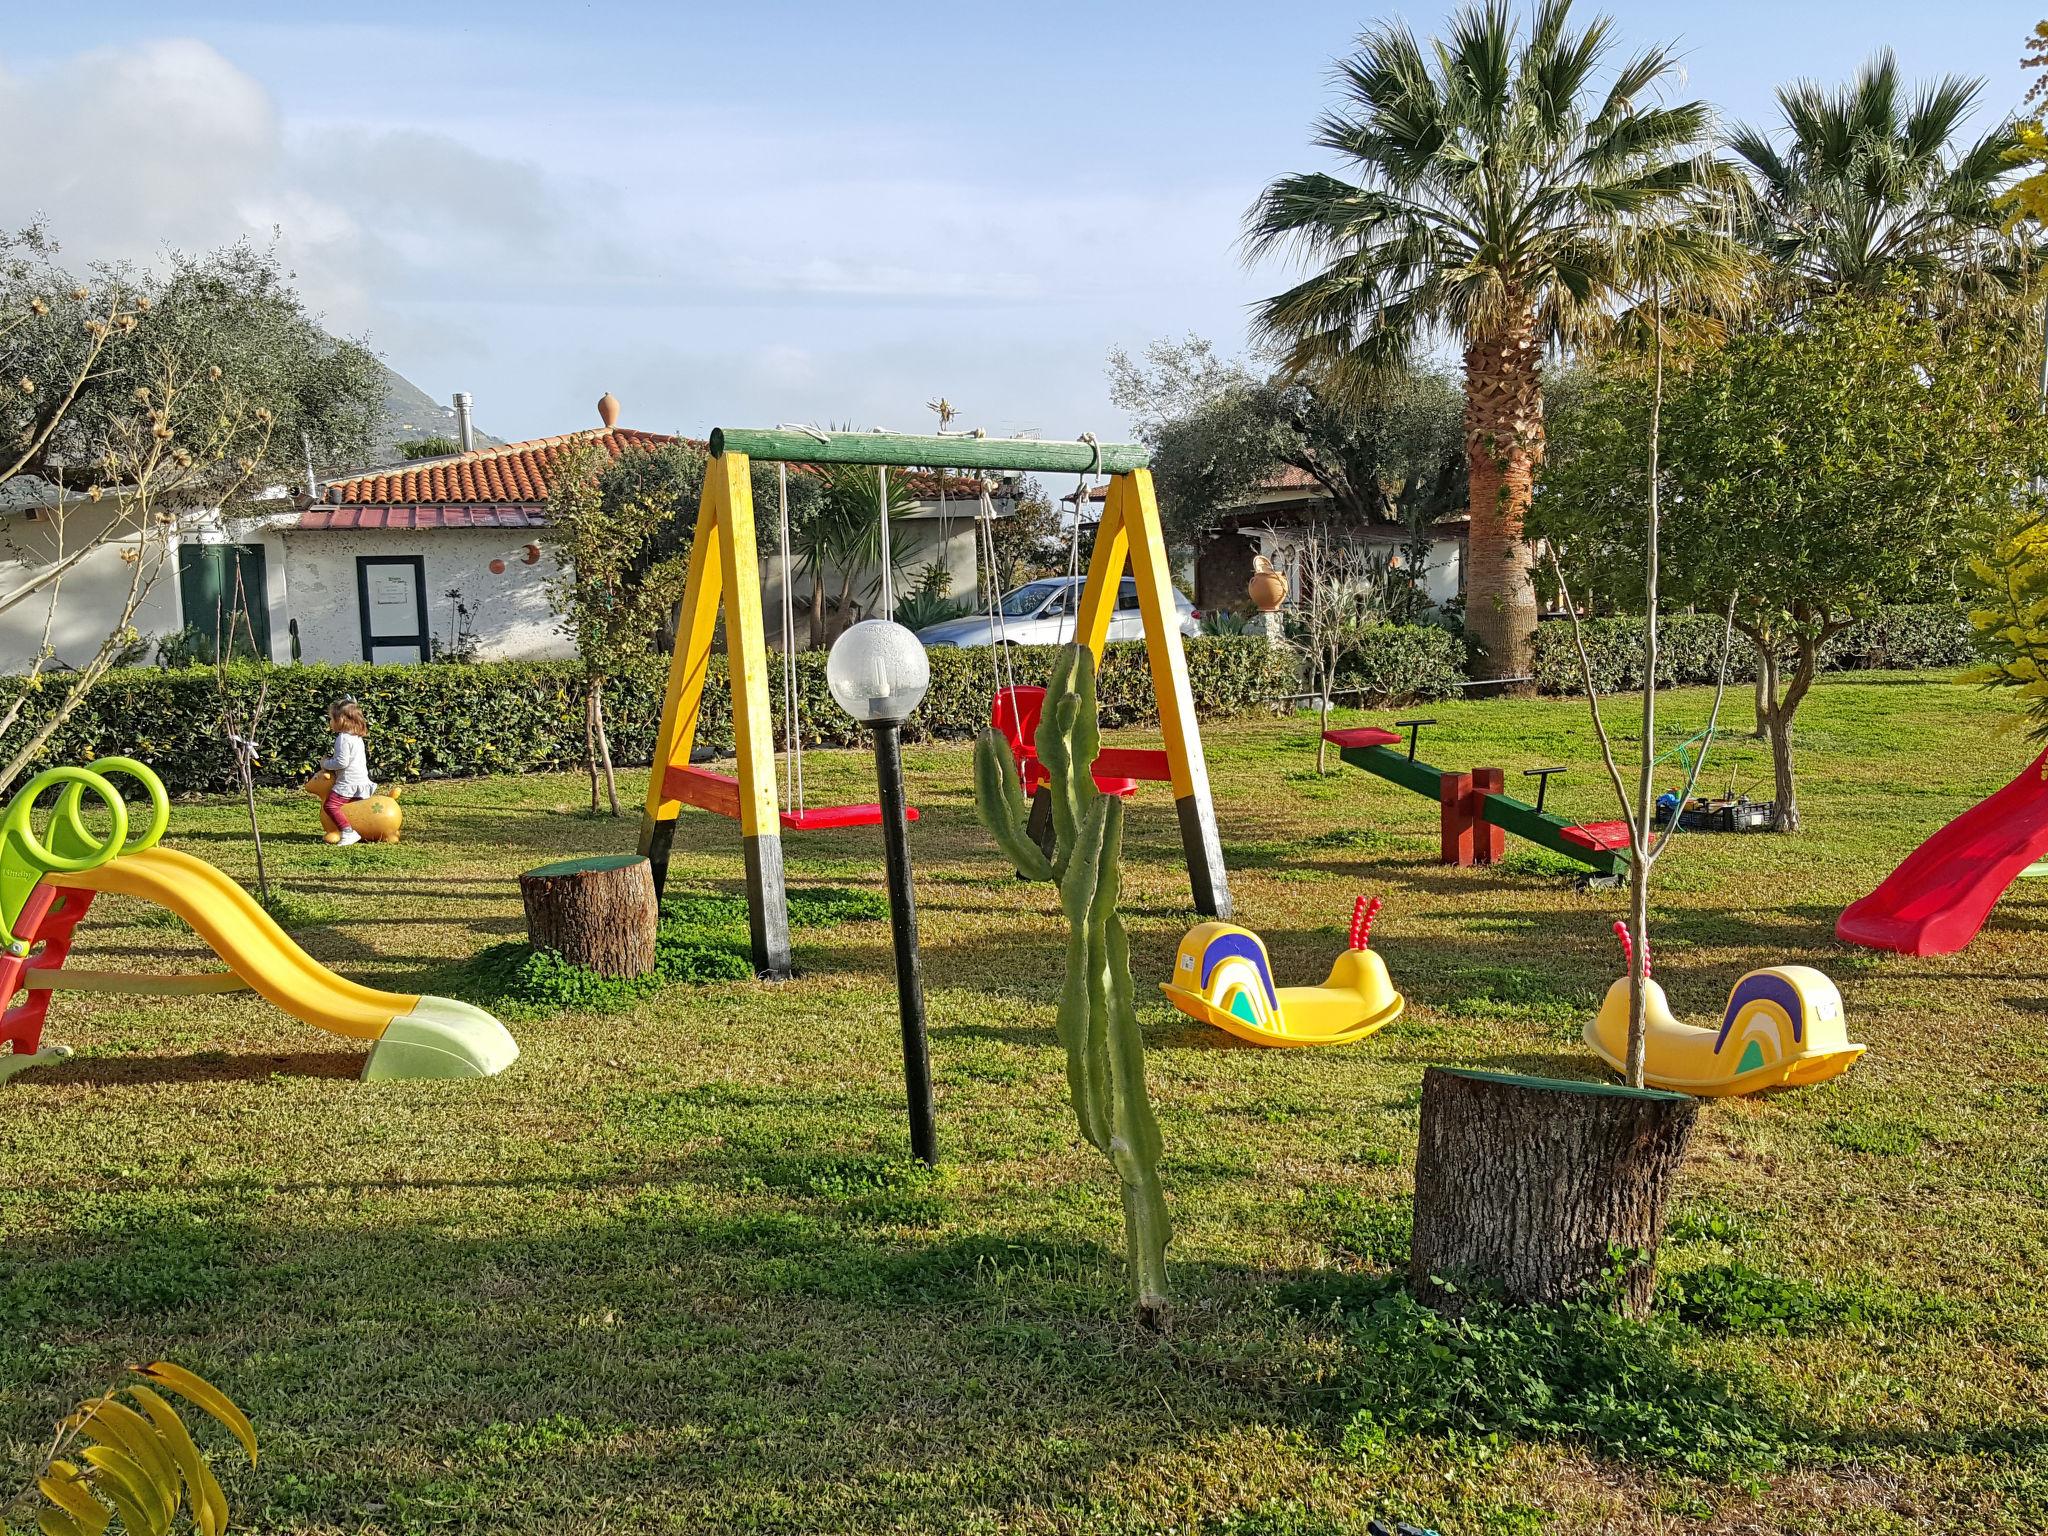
[973,645,1171,1327]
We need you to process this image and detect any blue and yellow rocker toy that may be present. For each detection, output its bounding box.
[1161,895,1404,1047]
[1584,922,1864,1096]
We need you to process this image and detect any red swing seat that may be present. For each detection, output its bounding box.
[990,686,1174,798]
[663,765,918,831]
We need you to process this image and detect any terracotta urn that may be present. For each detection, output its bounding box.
[1247,555,1288,613]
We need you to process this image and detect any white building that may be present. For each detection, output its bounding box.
[0,400,995,671]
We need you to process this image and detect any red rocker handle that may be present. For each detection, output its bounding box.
[1612,919,1651,978]
[1349,895,1382,951]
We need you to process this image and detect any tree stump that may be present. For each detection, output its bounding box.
[518,855,657,978]
[1410,1067,1697,1317]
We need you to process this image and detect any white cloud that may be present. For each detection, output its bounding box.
[0,34,1267,442]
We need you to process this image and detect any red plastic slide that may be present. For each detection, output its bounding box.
[1836,747,2048,955]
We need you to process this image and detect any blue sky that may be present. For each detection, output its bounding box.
[3,2,2031,450]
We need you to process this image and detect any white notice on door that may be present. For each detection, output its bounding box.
[376,575,408,605]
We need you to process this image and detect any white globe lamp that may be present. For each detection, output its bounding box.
[825,619,930,725]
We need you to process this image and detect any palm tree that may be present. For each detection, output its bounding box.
[1245,0,1733,681]
[1726,51,2020,302]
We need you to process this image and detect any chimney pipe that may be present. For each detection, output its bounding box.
[453,392,474,452]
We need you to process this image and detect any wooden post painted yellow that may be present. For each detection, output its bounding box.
[642,462,728,826]
[1122,470,1207,804]
[712,453,783,841]
[1063,469,1233,918]
[1072,477,1128,660]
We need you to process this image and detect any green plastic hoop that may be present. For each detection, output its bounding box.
[1,767,128,875]
[57,756,169,859]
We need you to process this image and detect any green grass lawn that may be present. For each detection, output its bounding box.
[4,671,2047,1534]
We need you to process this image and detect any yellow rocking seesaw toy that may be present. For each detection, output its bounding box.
[1584,922,1864,1096]
[1161,896,1404,1047]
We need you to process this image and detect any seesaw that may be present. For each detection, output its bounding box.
[1161,895,1404,1047]
[1322,718,1630,880]
[0,757,517,1084]
[1583,923,1862,1096]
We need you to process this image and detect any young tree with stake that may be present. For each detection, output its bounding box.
[1542,286,1740,1088]
[543,446,689,814]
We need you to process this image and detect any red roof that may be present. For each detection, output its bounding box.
[316,427,674,509]
[297,424,993,530]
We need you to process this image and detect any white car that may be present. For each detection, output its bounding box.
[916,576,1200,648]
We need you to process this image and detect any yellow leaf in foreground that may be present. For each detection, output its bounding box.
[128,1384,230,1536]
[36,1459,110,1535]
[134,1362,258,1466]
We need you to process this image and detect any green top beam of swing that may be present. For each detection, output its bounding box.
[708,427,1148,474]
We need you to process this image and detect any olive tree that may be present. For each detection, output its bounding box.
[1107,335,1464,553]
[0,231,381,791]
[1538,293,2048,830]
[544,444,695,814]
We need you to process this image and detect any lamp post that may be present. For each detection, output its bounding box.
[825,618,936,1165]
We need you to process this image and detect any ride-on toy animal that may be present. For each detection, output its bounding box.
[1161,896,1404,1047]
[303,771,404,843]
[1584,922,1863,1096]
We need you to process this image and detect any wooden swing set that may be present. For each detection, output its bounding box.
[636,427,1233,978]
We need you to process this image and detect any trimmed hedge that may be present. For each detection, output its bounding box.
[1337,624,1468,704]
[2,638,1303,796]
[1532,603,1974,695]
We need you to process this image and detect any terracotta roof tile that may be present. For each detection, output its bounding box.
[318,427,677,509]
[297,424,998,531]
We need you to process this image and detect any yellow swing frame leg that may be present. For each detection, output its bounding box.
[637,451,793,977]
[1070,469,1232,919]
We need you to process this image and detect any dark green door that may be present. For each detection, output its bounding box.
[177,543,271,662]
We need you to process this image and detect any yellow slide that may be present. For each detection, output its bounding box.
[46,847,518,1081]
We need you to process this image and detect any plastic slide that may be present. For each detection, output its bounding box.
[1,757,517,1083]
[46,848,517,1078]
[1836,748,2048,956]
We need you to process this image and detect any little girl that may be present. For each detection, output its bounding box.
[320,698,376,845]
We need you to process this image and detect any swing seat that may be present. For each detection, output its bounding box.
[991,687,1173,798]
[664,765,918,831]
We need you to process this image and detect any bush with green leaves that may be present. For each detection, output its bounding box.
[1532,603,1973,695]
[0,638,1304,795]
[1335,622,1468,702]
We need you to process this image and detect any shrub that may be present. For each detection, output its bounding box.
[1335,623,1468,702]
[1532,602,1973,694]
[0,637,1303,795]
[1334,1279,1789,1478]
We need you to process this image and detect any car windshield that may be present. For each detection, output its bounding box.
[998,581,1066,617]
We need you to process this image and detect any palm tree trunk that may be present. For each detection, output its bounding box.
[1461,315,1544,687]
[808,570,826,649]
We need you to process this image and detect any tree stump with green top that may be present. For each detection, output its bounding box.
[518,854,657,978]
[1410,1067,1697,1317]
